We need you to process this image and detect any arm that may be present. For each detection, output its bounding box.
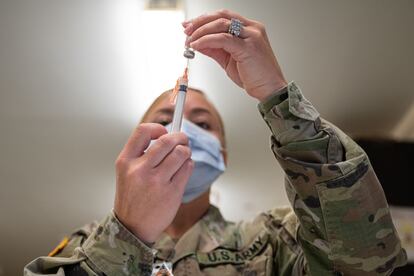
[24,212,154,275]
[186,9,407,275]
[258,82,407,275]
[25,124,194,276]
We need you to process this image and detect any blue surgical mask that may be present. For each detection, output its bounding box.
[166,119,226,203]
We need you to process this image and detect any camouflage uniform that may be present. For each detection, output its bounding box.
[24,82,407,275]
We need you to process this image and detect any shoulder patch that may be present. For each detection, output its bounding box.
[48,237,69,257]
[196,232,269,267]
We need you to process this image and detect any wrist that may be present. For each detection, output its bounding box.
[113,209,157,244]
[82,211,155,275]
[251,80,288,102]
[129,226,157,245]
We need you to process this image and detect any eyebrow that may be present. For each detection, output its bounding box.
[154,108,174,116]
[154,107,213,117]
[189,107,212,117]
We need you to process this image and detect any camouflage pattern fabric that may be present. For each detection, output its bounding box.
[24,82,407,275]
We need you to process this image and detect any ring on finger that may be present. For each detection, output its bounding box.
[228,18,243,37]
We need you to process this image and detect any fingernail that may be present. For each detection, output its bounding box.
[185,36,192,46]
[184,23,193,35]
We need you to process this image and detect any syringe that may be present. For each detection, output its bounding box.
[170,46,195,133]
[170,69,188,133]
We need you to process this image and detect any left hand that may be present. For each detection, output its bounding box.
[184,9,287,102]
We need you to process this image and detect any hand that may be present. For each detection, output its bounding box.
[184,10,287,102]
[114,123,193,243]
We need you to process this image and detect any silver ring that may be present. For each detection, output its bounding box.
[228,18,243,37]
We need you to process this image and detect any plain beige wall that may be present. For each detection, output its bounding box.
[0,0,413,275]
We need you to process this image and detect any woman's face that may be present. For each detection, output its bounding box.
[142,90,225,147]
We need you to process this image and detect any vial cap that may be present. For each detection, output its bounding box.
[183,48,195,59]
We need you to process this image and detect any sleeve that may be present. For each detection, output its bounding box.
[24,211,155,276]
[258,82,407,275]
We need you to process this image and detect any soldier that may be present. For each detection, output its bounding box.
[25,10,407,276]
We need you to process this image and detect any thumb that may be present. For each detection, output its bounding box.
[197,48,228,69]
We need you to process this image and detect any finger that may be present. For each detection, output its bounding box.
[187,18,247,47]
[197,48,243,87]
[170,159,194,195]
[185,10,254,36]
[155,145,191,181]
[197,48,229,69]
[182,20,194,29]
[144,132,189,168]
[119,123,167,159]
[190,33,245,60]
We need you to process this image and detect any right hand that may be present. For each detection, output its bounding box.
[114,123,193,243]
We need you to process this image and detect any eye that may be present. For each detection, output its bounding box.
[156,120,171,126]
[196,122,211,130]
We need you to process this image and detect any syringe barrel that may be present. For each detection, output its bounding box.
[171,88,187,133]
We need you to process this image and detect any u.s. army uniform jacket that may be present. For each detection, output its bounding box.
[24,82,407,275]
